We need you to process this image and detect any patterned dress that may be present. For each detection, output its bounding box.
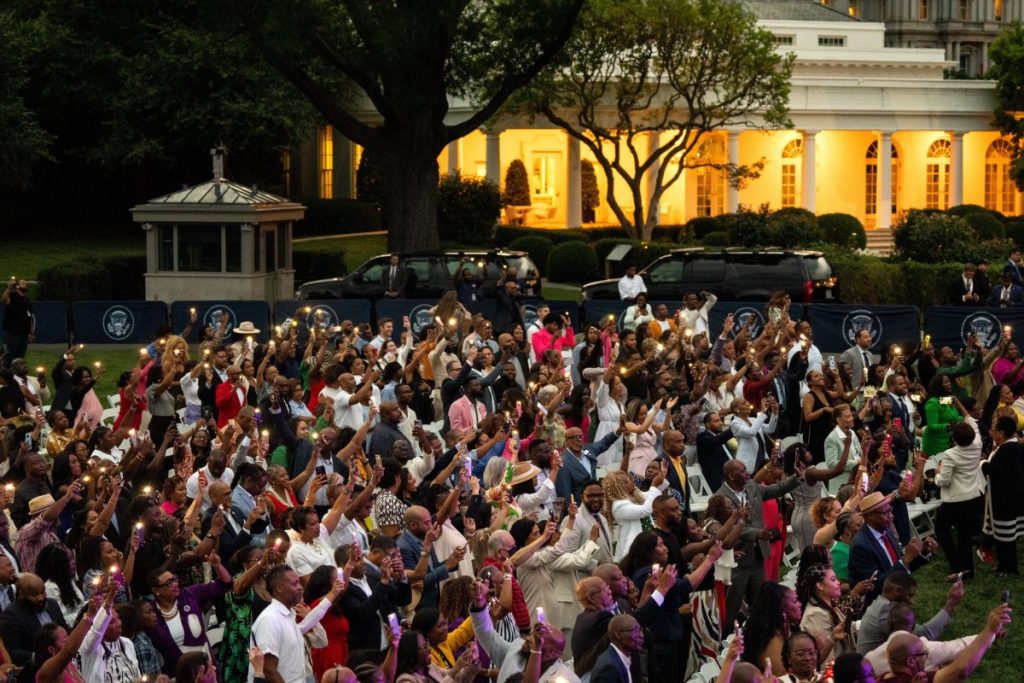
[220,583,271,683]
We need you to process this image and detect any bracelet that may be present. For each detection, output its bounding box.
[529,650,541,655]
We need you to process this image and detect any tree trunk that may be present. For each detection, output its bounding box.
[379,140,442,251]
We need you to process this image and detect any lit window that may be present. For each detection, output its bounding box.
[848,0,860,17]
[919,0,928,19]
[865,141,900,217]
[773,35,795,46]
[281,150,292,197]
[818,36,846,47]
[996,0,1003,20]
[781,139,802,209]
[985,139,1016,213]
[696,137,725,218]
[319,126,334,199]
[925,138,951,210]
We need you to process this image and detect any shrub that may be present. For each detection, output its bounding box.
[893,210,975,263]
[900,261,965,308]
[355,147,386,218]
[297,199,381,237]
[293,244,347,285]
[581,159,599,222]
[946,204,989,218]
[437,173,501,246]
[685,217,719,240]
[827,254,902,306]
[701,231,731,247]
[507,236,554,276]
[494,226,589,246]
[962,238,1017,265]
[818,213,867,249]
[1006,220,1024,250]
[962,211,1006,240]
[502,160,531,207]
[718,208,768,247]
[764,208,821,248]
[38,256,145,301]
[547,240,598,284]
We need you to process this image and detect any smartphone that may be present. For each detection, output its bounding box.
[893,417,902,430]
[1003,590,1011,604]
[23,433,32,447]
[413,419,423,430]
[315,465,327,477]
[388,613,401,637]
[939,396,953,406]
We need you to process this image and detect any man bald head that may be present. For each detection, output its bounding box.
[404,505,431,539]
[887,631,927,676]
[16,573,46,613]
[319,667,357,683]
[608,614,644,656]
[730,662,764,683]
[594,563,629,599]
[208,480,231,509]
[575,576,614,611]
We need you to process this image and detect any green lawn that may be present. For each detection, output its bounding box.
[904,541,1021,682]
[294,234,387,273]
[0,236,144,282]
[23,345,147,407]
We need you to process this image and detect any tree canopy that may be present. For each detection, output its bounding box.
[527,0,793,240]
[990,22,1024,190]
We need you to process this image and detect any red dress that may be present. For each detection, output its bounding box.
[761,493,786,582]
[309,597,350,681]
[265,487,300,529]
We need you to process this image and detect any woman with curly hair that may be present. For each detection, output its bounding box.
[741,582,802,673]
[603,468,668,562]
[160,475,187,517]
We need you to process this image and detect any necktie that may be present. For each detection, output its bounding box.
[862,351,871,371]
[1004,287,1010,304]
[881,533,899,565]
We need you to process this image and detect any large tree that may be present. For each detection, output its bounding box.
[528,0,793,240]
[234,0,584,251]
[990,23,1024,190]
[0,11,52,192]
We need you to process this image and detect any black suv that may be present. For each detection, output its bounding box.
[298,250,542,300]
[581,248,837,302]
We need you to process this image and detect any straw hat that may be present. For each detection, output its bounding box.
[858,491,892,515]
[233,321,260,335]
[508,461,542,486]
[28,494,55,516]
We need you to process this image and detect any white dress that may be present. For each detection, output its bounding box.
[594,380,624,466]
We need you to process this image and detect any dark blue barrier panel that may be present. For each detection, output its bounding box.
[924,306,1024,350]
[807,304,920,352]
[709,302,805,339]
[170,301,270,343]
[71,301,168,344]
[0,302,69,344]
[272,300,373,342]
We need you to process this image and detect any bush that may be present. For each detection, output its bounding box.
[962,238,1017,265]
[494,226,589,246]
[547,240,598,284]
[507,236,554,276]
[946,204,989,218]
[1006,220,1024,250]
[502,160,531,207]
[355,147,385,218]
[685,217,719,240]
[293,244,347,285]
[38,256,145,301]
[893,210,975,263]
[437,173,501,246]
[962,211,1006,239]
[297,199,381,237]
[827,254,958,308]
[818,213,867,249]
[581,159,599,222]
[701,231,731,247]
[717,208,768,247]
[763,208,821,248]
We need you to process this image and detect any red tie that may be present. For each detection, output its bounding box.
[881,534,899,565]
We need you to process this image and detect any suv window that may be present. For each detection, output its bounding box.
[444,257,485,278]
[729,254,802,283]
[647,258,684,283]
[805,256,831,280]
[405,257,433,284]
[684,256,725,280]
[359,260,386,283]
[505,255,540,279]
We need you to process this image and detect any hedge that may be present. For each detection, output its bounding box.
[38,256,146,302]
[547,241,598,284]
[437,173,501,246]
[963,211,1006,240]
[293,243,347,285]
[296,199,381,237]
[685,217,719,240]
[818,213,867,249]
[493,225,682,247]
[828,253,960,308]
[702,231,730,246]
[507,236,554,276]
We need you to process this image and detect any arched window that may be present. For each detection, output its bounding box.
[985,139,1016,214]
[925,138,951,210]
[781,139,802,209]
[695,137,726,217]
[865,140,900,221]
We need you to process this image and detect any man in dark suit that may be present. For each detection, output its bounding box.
[382,253,407,298]
[715,458,803,627]
[952,262,981,305]
[337,544,412,653]
[591,614,644,683]
[697,412,733,493]
[661,430,694,517]
[1003,248,1023,286]
[555,428,621,503]
[988,272,1024,307]
[0,573,69,665]
[48,345,77,418]
[847,491,934,605]
[975,258,992,301]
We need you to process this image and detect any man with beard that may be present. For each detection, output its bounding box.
[448,375,488,434]
[697,412,734,494]
[498,333,530,388]
[369,400,413,462]
[566,481,614,565]
[555,428,622,504]
[398,506,466,610]
[0,573,69,665]
[661,430,694,517]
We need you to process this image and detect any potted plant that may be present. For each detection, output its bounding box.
[502,159,531,225]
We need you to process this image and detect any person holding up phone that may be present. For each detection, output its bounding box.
[922,375,967,456]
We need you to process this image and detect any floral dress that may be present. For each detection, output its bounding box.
[220,583,271,683]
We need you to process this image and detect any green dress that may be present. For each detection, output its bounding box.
[220,582,271,683]
[922,397,962,455]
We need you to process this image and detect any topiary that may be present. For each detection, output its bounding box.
[1006,220,1024,250]
[581,159,600,223]
[685,216,719,240]
[546,240,599,284]
[764,208,821,248]
[818,213,867,249]
[437,172,501,246]
[946,204,989,218]
[355,147,386,218]
[701,231,730,247]
[893,210,975,263]
[962,211,1006,240]
[502,160,531,207]
[508,236,555,276]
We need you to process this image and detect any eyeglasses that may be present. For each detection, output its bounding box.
[566,435,583,440]
[155,575,179,588]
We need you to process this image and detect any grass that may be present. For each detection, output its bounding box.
[23,346,145,407]
[906,542,1021,682]
[295,234,387,273]
[542,282,582,302]
[0,236,144,282]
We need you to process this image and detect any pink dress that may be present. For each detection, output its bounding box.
[627,428,659,478]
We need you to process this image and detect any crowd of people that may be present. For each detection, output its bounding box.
[0,265,1018,683]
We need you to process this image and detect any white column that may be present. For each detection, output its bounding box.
[879,132,893,229]
[802,130,818,214]
[646,131,662,225]
[446,141,460,175]
[950,131,964,208]
[485,130,502,187]
[566,135,582,228]
[727,131,740,213]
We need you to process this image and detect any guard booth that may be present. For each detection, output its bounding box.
[131,148,305,304]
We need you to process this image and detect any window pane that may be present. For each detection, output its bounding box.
[226,226,241,273]
[264,230,277,272]
[647,259,684,283]
[177,225,222,272]
[158,225,174,271]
